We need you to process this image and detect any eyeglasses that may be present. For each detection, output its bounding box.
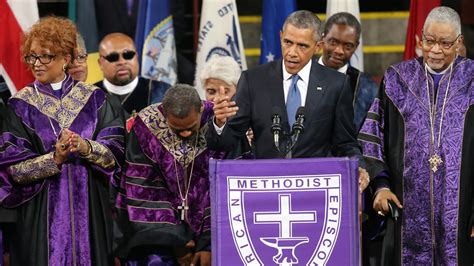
[100,50,136,63]
[75,53,88,63]
[422,32,461,50]
[24,54,56,65]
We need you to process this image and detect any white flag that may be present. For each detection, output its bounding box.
[195,0,247,99]
[326,0,364,71]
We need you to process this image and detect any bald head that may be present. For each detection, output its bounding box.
[99,33,136,53]
[98,33,139,86]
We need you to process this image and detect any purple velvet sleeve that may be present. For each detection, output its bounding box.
[358,90,393,194]
[86,96,125,185]
[359,98,385,163]
[0,132,45,207]
[87,126,125,182]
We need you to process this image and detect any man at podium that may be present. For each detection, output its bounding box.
[206,10,369,190]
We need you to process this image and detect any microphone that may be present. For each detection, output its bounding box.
[291,107,306,144]
[271,107,283,151]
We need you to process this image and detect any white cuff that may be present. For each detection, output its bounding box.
[213,118,225,135]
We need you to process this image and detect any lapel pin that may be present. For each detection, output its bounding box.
[316,86,323,91]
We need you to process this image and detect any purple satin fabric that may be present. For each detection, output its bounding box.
[359,98,384,163]
[370,57,473,264]
[123,101,224,236]
[125,254,176,266]
[48,163,91,265]
[3,75,124,265]
[0,133,44,206]
[91,126,126,183]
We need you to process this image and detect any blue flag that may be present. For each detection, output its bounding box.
[259,0,296,64]
[135,0,177,85]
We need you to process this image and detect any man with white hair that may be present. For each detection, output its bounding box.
[359,6,474,265]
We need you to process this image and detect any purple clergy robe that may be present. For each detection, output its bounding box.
[0,75,125,266]
[359,56,474,265]
[115,101,224,261]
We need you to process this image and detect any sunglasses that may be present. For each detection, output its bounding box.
[100,50,136,63]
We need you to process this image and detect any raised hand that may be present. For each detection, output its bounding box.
[213,85,239,127]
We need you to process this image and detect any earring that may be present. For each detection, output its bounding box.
[62,64,67,71]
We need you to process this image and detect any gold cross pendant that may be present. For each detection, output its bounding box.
[428,154,443,173]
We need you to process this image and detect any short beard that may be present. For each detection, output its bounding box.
[114,76,133,86]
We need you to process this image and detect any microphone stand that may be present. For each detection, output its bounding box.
[285,114,305,158]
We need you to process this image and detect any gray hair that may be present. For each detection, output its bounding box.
[199,55,241,89]
[423,6,461,36]
[76,33,87,53]
[282,10,322,42]
[323,12,361,42]
[162,84,202,118]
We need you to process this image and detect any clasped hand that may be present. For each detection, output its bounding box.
[53,128,89,165]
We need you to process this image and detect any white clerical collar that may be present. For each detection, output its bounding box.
[103,77,139,95]
[282,58,312,83]
[318,57,349,74]
[51,74,66,91]
[425,62,453,75]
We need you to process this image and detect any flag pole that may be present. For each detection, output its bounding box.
[193,0,200,60]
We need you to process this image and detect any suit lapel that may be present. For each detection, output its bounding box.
[269,60,290,132]
[304,59,327,126]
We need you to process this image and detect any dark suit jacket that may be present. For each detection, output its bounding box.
[346,66,378,132]
[206,58,362,160]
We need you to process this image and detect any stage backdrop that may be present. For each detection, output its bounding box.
[210,157,360,265]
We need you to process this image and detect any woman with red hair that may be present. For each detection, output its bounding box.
[0,16,125,265]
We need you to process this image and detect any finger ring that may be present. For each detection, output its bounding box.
[77,142,80,149]
[60,143,66,150]
[377,211,385,216]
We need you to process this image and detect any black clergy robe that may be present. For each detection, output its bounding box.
[0,77,125,266]
[114,101,225,262]
[95,77,170,115]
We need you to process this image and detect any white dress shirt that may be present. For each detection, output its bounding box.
[318,57,348,74]
[214,60,314,134]
[282,59,312,106]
